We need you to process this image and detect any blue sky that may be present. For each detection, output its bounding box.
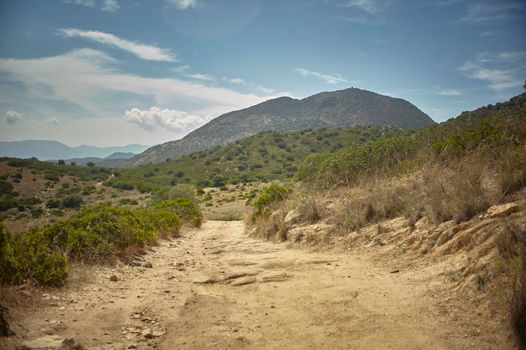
[0,0,525,146]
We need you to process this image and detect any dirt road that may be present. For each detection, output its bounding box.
[6,221,486,349]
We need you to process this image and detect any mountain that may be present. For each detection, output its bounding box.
[0,140,149,160]
[56,152,137,167]
[104,152,136,160]
[128,88,435,166]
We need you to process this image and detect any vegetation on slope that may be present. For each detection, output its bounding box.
[249,93,526,346]
[256,93,526,233]
[114,125,402,193]
[128,88,433,165]
[0,196,203,286]
[0,158,150,231]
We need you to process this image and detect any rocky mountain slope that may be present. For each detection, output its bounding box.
[128,88,434,166]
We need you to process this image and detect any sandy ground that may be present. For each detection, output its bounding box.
[1,221,506,349]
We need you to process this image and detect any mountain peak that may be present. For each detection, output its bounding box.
[128,88,435,166]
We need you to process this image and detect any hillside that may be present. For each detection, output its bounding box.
[128,88,434,166]
[113,125,402,193]
[249,93,526,348]
[0,140,149,160]
[58,152,136,167]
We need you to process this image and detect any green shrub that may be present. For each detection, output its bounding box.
[0,223,68,286]
[252,184,290,218]
[0,197,17,212]
[0,205,183,286]
[152,198,202,227]
[82,186,95,195]
[46,198,61,209]
[44,173,60,183]
[61,195,83,209]
[0,179,14,196]
[119,198,139,206]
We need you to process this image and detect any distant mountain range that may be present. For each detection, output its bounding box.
[127,88,435,166]
[0,140,149,161]
[57,152,137,168]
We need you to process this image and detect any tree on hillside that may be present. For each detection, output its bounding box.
[57,159,65,165]
[86,161,95,167]
[523,80,526,91]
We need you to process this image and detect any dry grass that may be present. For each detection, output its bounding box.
[422,159,497,224]
[297,194,324,224]
[495,221,526,348]
[249,209,288,241]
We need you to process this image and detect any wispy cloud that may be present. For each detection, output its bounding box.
[415,0,462,8]
[63,0,119,12]
[436,89,461,96]
[101,0,119,12]
[173,65,215,81]
[0,49,280,121]
[45,117,61,126]
[461,2,525,23]
[58,28,176,62]
[223,77,276,94]
[459,51,526,90]
[5,110,22,125]
[123,106,204,132]
[336,0,381,14]
[294,68,348,84]
[63,0,96,8]
[335,16,384,26]
[166,0,198,10]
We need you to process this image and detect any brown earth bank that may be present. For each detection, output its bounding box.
[0,217,520,349]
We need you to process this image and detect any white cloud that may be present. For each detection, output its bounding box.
[63,0,96,8]
[0,49,281,121]
[58,28,176,62]
[336,16,384,26]
[123,107,204,132]
[173,65,215,81]
[63,0,119,12]
[223,77,276,94]
[101,0,119,12]
[461,2,525,23]
[436,89,461,96]
[226,78,247,85]
[294,68,348,84]
[185,73,215,81]
[45,117,61,126]
[459,51,526,91]
[5,110,22,125]
[337,0,380,13]
[173,65,190,73]
[415,0,462,8]
[167,0,198,10]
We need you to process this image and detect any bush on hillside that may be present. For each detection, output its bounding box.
[152,198,202,227]
[0,205,182,286]
[251,184,290,219]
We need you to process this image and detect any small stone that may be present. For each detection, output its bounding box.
[142,328,153,339]
[142,262,153,268]
[19,290,32,297]
[21,335,81,350]
[152,330,165,337]
[110,275,119,282]
[486,203,519,219]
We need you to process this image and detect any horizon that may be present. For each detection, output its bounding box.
[1,0,525,147]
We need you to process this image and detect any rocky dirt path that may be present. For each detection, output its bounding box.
[5,221,483,349]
